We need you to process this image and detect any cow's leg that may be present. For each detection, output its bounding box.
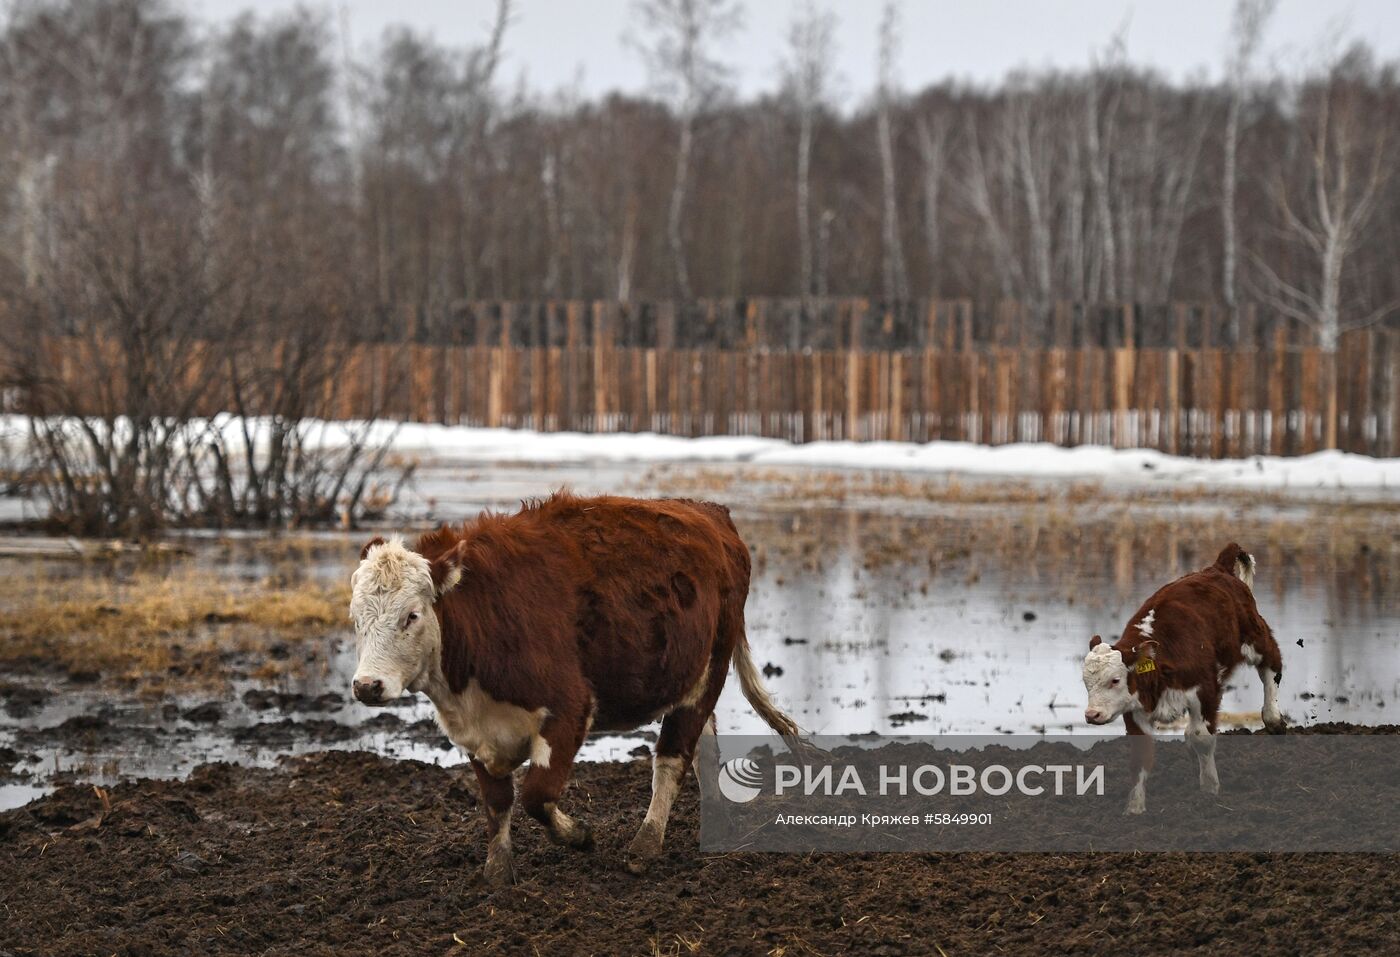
[627,600,741,874]
[692,713,717,792]
[1124,712,1155,815]
[1256,632,1286,733]
[627,655,731,875]
[520,714,593,851]
[470,758,517,887]
[1187,690,1220,795]
[625,706,708,874]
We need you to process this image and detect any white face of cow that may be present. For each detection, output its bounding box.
[1081,638,1133,725]
[349,537,457,706]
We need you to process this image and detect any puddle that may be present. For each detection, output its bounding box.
[2,466,1397,809]
[0,639,655,808]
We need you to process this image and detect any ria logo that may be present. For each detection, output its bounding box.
[717,757,764,803]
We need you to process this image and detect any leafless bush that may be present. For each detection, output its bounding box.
[0,0,411,536]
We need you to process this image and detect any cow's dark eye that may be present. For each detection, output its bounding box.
[405,611,419,627]
[1110,678,1120,686]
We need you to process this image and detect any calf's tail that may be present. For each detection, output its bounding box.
[1214,542,1255,593]
[732,634,804,739]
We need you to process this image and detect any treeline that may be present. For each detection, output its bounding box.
[1,0,1398,345]
[0,0,1397,533]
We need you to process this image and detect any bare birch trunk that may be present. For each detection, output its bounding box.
[1223,0,1277,340]
[916,115,946,297]
[1222,94,1241,315]
[797,109,814,299]
[1085,76,1117,302]
[876,2,908,301]
[668,116,693,300]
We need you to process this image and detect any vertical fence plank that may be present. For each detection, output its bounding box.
[1383,330,1394,458]
[1113,347,1133,449]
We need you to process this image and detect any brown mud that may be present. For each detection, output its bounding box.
[3,737,1398,957]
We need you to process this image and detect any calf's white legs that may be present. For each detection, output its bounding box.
[1125,769,1149,815]
[1259,666,1284,732]
[1124,715,1154,815]
[1186,697,1220,795]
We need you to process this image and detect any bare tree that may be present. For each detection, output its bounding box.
[458,0,510,301]
[5,174,230,535]
[196,10,404,528]
[0,3,413,534]
[915,112,948,296]
[0,10,50,292]
[541,85,583,300]
[1127,85,1211,304]
[1083,27,1127,302]
[816,206,834,297]
[616,196,639,302]
[1255,48,1395,447]
[1222,0,1276,334]
[358,1,510,307]
[1010,83,1053,312]
[961,113,1023,299]
[1257,51,1394,352]
[783,0,836,301]
[875,1,908,301]
[0,0,203,535]
[1060,104,1088,301]
[630,0,741,299]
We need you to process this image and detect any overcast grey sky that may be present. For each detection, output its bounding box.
[193,0,1400,105]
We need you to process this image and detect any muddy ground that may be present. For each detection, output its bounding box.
[3,740,1398,957]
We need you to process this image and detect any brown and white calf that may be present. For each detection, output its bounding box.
[1080,542,1285,814]
[348,492,802,884]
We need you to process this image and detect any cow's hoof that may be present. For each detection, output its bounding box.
[551,820,594,851]
[1263,719,1286,735]
[483,853,517,887]
[624,822,663,874]
[1200,778,1220,795]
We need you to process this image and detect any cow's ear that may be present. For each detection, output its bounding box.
[1089,635,1103,650]
[359,536,387,561]
[1135,640,1160,661]
[428,542,466,600]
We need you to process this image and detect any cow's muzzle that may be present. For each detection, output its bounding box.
[353,677,386,705]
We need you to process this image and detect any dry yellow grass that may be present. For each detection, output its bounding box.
[0,562,348,692]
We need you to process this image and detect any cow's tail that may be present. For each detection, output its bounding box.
[732,634,804,740]
[1214,542,1255,593]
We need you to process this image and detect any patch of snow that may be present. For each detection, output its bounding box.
[3,415,1397,492]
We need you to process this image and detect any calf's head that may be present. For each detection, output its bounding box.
[348,536,463,705]
[1081,635,1158,725]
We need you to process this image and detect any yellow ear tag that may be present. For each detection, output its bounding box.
[1134,659,1156,675]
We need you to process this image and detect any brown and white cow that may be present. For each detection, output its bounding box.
[1080,542,1285,814]
[348,492,802,884]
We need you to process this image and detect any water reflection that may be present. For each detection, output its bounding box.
[2,494,1396,809]
[723,509,1400,736]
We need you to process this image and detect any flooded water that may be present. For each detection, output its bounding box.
[2,462,1397,808]
[728,510,1399,737]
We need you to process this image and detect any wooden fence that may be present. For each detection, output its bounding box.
[13,299,1400,458]
[329,336,1394,459]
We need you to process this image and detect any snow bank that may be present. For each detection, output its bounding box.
[332,420,1399,491]
[3,415,1395,491]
